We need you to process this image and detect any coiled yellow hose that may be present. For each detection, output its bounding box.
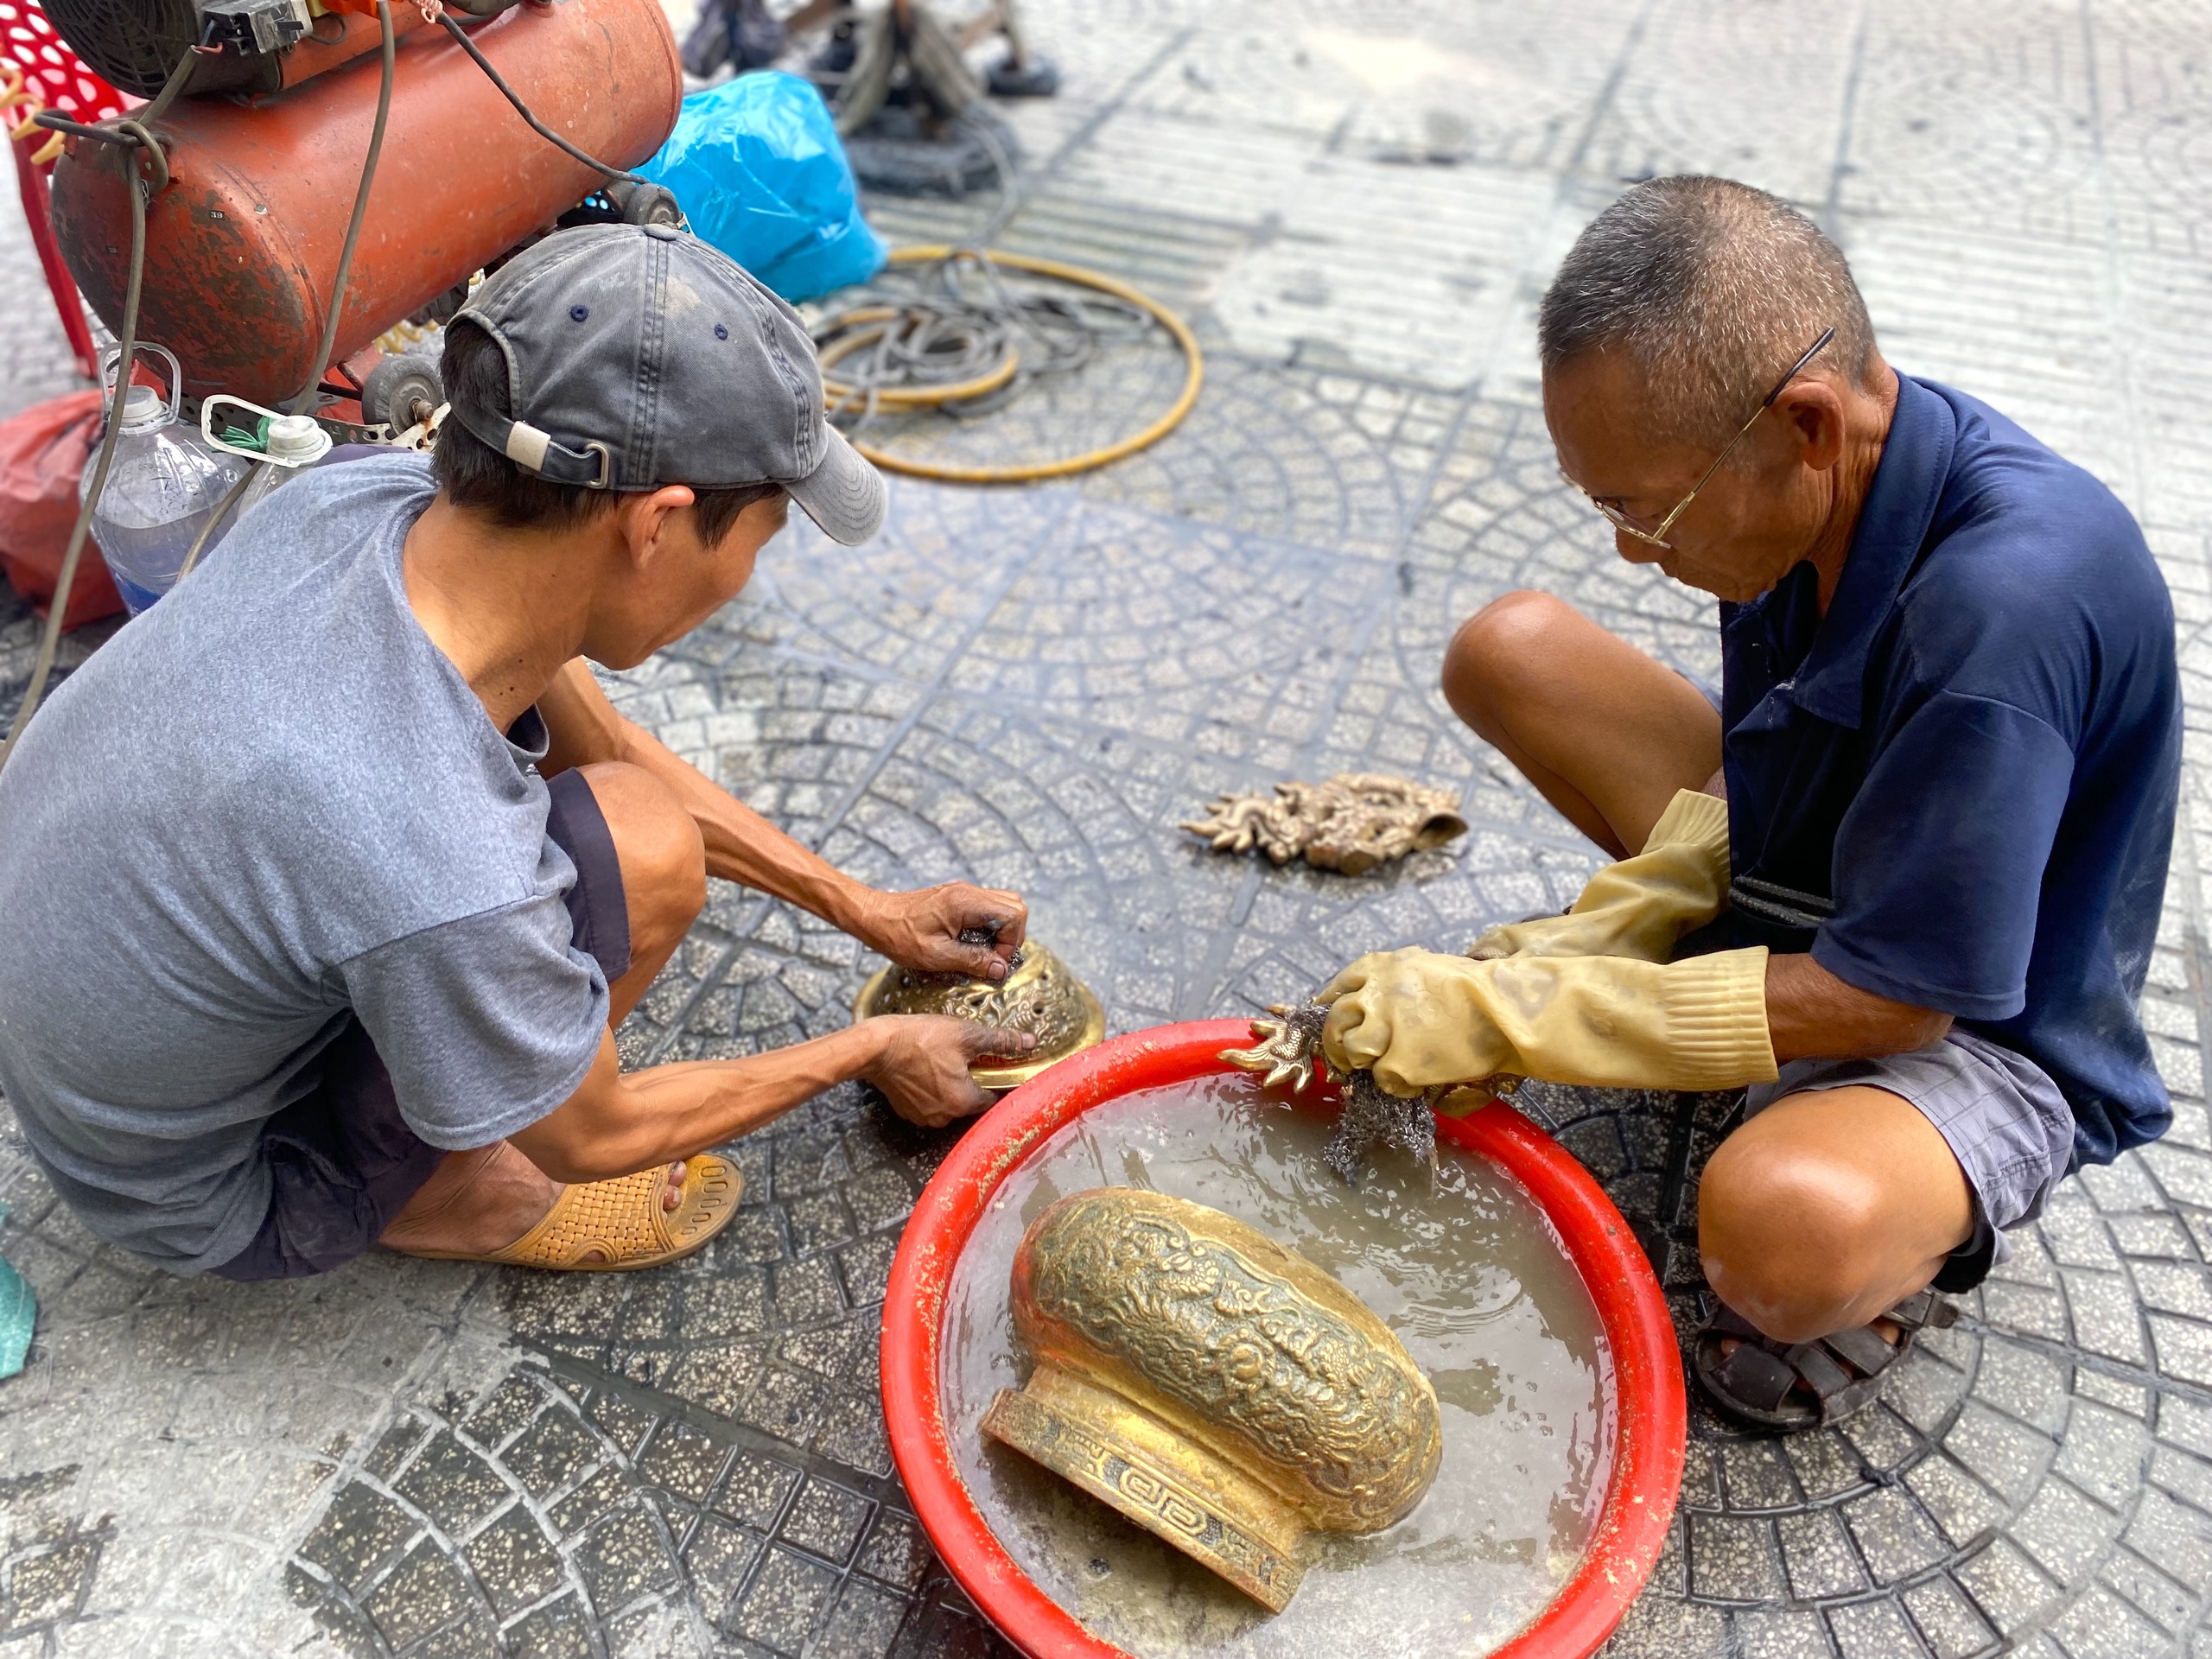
[823,246,1203,484]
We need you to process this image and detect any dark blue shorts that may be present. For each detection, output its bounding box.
[211,768,631,1281]
[1745,1029,2076,1294]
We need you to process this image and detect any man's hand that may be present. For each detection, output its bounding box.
[1319,944,1777,1095]
[858,884,1029,980]
[539,667,1034,975]
[1321,949,1516,1093]
[862,1014,1038,1127]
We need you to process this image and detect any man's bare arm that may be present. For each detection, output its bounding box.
[510,1017,1033,1184]
[1766,952,1950,1064]
[1696,771,1948,1061]
[537,660,1024,976]
[538,661,899,932]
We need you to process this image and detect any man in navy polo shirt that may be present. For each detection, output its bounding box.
[1325,175,2178,1430]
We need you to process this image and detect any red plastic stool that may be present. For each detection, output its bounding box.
[0,1,131,382]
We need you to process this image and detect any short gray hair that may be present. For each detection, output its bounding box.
[1538,176,1875,449]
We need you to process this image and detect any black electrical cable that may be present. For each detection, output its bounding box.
[809,130,1152,445]
[0,54,192,774]
[291,0,395,416]
[176,0,397,588]
[172,442,256,587]
[820,252,1149,429]
[10,1,614,759]
[135,44,199,127]
[436,11,647,187]
[970,108,1023,246]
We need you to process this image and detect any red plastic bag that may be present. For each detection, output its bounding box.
[0,389,123,630]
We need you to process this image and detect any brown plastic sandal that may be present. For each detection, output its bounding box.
[410,1154,743,1272]
[1694,1288,1958,1431]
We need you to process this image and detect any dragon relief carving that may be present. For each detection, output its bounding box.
[1015,1190,1441,1534]
[1181,772,1467,874]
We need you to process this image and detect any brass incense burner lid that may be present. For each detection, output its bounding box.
[851,941,1105,1090]
[981,1189,1442,1612]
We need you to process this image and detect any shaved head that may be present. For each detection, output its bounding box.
[1539,176,1876,450]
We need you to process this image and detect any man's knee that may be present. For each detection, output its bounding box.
[1441,590,1583,733]
[575,761,706,943]
[1698,1126,1888,1343]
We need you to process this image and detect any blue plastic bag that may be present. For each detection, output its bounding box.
[639,72,887,303]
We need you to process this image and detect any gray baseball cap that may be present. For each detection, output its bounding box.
[446,222,886,545]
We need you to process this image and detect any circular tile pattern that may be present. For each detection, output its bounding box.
[8,1,2212,1653]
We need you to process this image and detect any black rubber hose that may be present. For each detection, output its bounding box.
[175,0,397,588]
[137,44,200,125]
[436,11,648,187]
[172,451,255,586]
[0,54,192,771]
[290,0,396,416]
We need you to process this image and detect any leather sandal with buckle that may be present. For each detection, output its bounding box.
[406,1154,742,1272]
[1693,1287,1958,1430]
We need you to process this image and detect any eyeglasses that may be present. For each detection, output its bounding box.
[1560,327,1837,550]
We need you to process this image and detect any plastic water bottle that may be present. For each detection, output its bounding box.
[81,346,251,615]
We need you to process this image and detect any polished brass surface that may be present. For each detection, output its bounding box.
[981,1367,1310,1610]
[982,1189,1442,1611]
[851,940,1106,1090]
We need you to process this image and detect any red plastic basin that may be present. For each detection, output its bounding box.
[882,1020,1688,1658]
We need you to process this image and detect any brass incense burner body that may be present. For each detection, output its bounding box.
[981,1189,1442,1611]
[851,941,1105,1090]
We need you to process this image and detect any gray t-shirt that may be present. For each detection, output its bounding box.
[0,453,608,1273]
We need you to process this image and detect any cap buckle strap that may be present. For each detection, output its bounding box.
[502,417,554,473]
[499,417,614,488]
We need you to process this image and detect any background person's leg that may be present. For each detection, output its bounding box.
[1442,589,1723,857]
[1697,1084,1974,1344]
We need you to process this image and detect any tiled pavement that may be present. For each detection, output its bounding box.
[5,2,2212,1656]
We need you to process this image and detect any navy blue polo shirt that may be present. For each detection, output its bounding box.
[1706,373,2179,1166]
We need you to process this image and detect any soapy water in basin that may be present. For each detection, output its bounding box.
[940,1075,1611,1658]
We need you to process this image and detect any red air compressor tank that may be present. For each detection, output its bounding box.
[47,0,681,406]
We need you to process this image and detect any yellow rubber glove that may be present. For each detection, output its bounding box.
[1468,789,1730,963]
[1320,944,1777,1097]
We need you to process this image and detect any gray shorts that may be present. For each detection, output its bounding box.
[1744,1028,2076,1290]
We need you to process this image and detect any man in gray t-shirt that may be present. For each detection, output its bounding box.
[0,226,1032,1278]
